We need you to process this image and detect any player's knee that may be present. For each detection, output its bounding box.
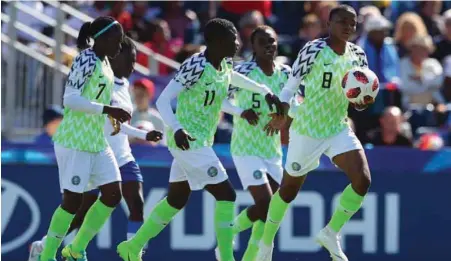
[279,184,299,203]
[101,188,122,207]
[62,191,83,214]
[353,170,371,195]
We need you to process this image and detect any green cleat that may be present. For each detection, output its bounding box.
[117,241,143,261]
[61,244,87,261]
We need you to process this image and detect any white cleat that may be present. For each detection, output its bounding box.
[315,227,348,261]
[28,240,44,261]
[214,241,235,261]
[255,242,273,261]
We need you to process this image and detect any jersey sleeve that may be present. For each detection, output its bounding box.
[65,50,97,91]
[279,64,292,79]
[350,44,368,68]
[228,61,258,98]
[173,53,206,89]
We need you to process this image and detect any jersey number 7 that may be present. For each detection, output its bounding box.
[96,83,106,99]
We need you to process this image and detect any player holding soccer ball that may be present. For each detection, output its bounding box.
[257,5,377,261]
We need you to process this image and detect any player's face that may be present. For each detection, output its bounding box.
[253,29,277,61]
[328,10,357,42]
[103,25,124,59]
[223,30,241,57]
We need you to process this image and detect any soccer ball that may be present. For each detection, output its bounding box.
[341,67,379,104]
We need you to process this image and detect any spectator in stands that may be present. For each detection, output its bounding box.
[127,2,153,42]
[109,1,133,32]
[354,15,400,139]
[217,0,272,27]
[356,5,382,46]
[130,78,165,133]
[137,19,182,75]
[317,1,338,38]
[418,0,443,38]
[432,9,451,63]
[442,55,451,101]
[290,14,321,62]
[34,105,63,145]
[394,12,429,58]
[238,11,265,60]
[399,35,445,108]
[366,106,413,147]
[159,1,200,42]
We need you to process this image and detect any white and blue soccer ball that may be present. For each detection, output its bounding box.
[341,67,379,104]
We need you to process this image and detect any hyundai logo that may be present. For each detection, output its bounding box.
[1,179,40,253]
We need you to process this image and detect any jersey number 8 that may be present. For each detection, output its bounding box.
[322,72,332,89]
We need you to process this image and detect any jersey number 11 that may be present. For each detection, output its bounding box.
[204,90,215,106]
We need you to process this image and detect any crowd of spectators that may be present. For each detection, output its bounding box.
[3,0,451,151]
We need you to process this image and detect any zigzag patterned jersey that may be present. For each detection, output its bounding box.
[290,39,368,139]
[53,48,115,152]
[229,60,291,159]
[167,52,233,150]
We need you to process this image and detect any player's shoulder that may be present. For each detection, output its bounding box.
[174,52,207,87]
[233,60,258,75]
[348,42,365,55]
[276,62,292,77]
[348,42,368,67]
[298,38,328,56]
[72,48,97,71]
[292,39,327,78]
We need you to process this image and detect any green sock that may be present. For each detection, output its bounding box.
[40,206,75,260]
[262,191,289,246]
[242,220,265,261]
[328,184,365,232]
[232,208,254,234]
[72,199,114,253]
[215,201,235,261]
[129,197,179,250]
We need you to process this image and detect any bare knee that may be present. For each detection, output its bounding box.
[352,170,371,196]
[99,182,123,207]
[205,180,236,202]
[62,190,83,214]
[167,182,191,209]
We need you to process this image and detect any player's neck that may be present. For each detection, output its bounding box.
[93,44,106,60]
[327,37,347,55]
[204,49,223,70]
[255,58,274,76]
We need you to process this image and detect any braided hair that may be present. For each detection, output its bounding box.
[77,16,120,50]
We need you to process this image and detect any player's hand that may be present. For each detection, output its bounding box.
[146,130,163,142]
[265,93,284,116]
[174,129,196,150]
[103,105,131,123]
[264,113,287,136]
[241,109,259,126]
[108,116,121,136]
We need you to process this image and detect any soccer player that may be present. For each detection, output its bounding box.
[29,36,162,261]
[216,25,291,261]
[37,17,131,261]
[256,5,372,261]
[116,18,283,261]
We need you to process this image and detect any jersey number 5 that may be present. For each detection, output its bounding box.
[322,72,332,89]
[252,93,260,109]
[96,83,106,99]
[204,90,216,106]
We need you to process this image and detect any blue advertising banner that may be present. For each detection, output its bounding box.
[2,161,451,261]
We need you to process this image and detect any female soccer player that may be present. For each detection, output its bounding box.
[29,36,163,261]
[217,25,291,261]
[117,18,282,261]
[38,16,131,261]
[257,5,372,261]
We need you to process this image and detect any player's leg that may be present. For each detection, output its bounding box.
[67,191,99,234]
[317,128,370,261]
[39,145,92,261]
[62,146,122,258]
[120,162,145,243]
[257,133,326,261]
[117,160,190,261]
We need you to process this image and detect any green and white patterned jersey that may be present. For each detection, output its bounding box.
[53,48,114,152]
[289,39,368,139]
[229,61,291,158]
[167,52,232,150]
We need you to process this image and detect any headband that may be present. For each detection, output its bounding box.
[93,21,119,39]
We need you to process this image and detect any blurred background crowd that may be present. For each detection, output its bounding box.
[2,0,451,151]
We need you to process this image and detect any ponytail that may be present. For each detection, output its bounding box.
[77,22,92,51]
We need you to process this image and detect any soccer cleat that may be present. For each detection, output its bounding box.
[61,244,88,261]
[315,227,348,261]
[214,240,236,261]
[28,240,44,261]
[117,241,143,261]
[255,242,273,261]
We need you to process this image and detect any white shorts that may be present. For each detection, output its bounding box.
[232,155,283,189]
[169,147,228,191]
[54,144,121,193]
[285,127,363,177]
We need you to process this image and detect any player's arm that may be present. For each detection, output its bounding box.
[221,99,259,126]
[120,123,163,142]
[155,79,184,132]
[351,45,372,111]
[63,52,130,122]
